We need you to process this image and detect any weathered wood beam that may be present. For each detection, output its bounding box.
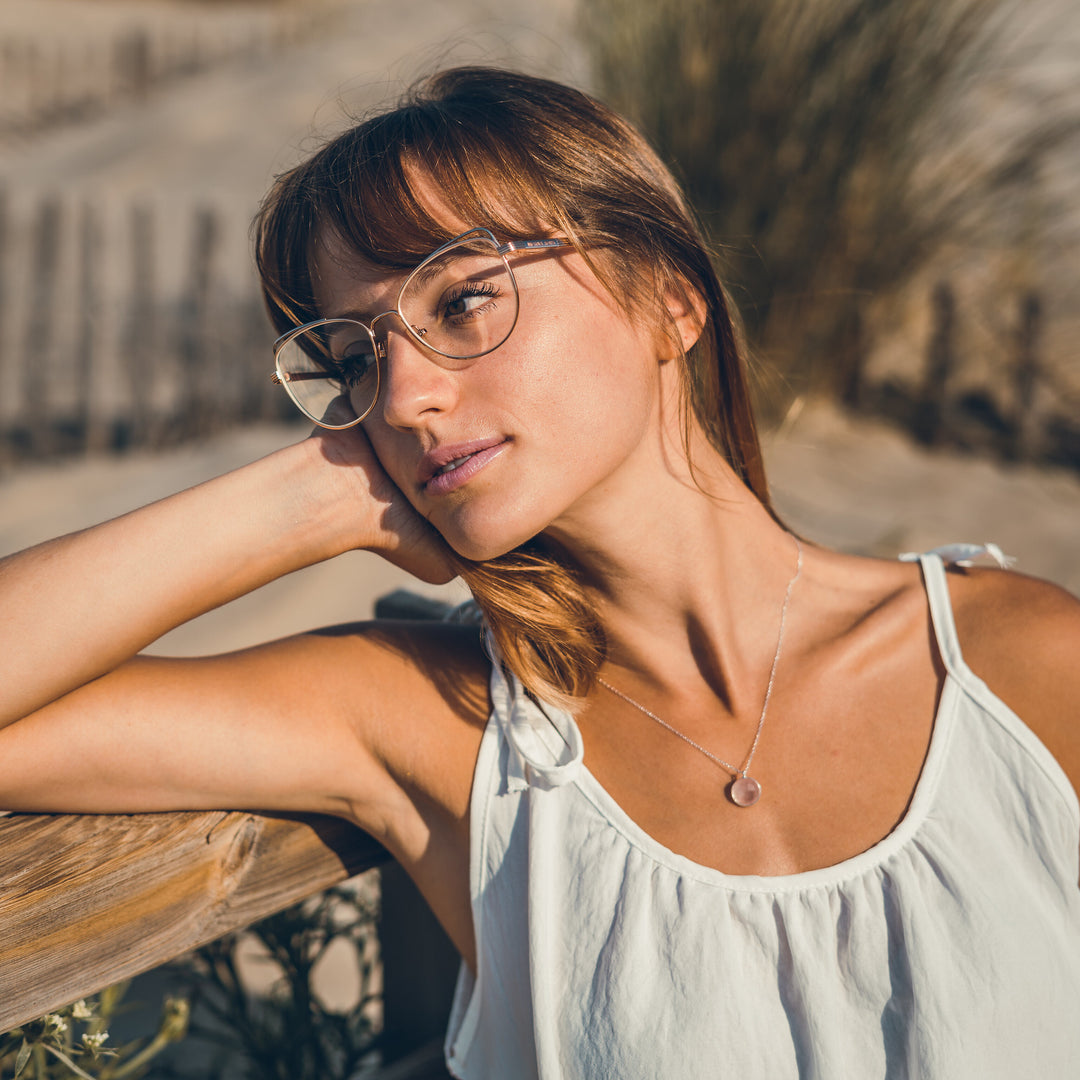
[0,809,388,1032]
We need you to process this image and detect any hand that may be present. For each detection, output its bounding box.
[307,424,458,585]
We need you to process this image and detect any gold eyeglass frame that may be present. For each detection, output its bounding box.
[270,227,570,429]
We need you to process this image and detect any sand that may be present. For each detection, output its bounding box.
[765,399,1080,595]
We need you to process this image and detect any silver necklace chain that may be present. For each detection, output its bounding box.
[597,536,803,806]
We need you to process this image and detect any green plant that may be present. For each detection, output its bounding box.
[3,883,380,1080]
[0,988,189,1080]
[161,885,381,1080]
[581,0,1074,405]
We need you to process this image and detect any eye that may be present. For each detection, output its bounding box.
[335,340,377,386]
[441,280,500,322]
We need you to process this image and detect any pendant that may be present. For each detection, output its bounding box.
[729,774,762,807]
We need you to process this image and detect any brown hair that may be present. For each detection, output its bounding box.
[254,66,771,708]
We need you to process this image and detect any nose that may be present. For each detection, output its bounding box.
[372,318,458,430]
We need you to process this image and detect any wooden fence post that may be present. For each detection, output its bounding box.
[914,281,955,445]
[24,41,43,132]
[0,189,8,466]
[114,30,152,103]
[0,811,387,1034]
[23,197,62,459]
[236,291,277,422]
[122,203,156,450]
[1009,291,1042,461]
[76,202,107,453]
[176,206,221,436]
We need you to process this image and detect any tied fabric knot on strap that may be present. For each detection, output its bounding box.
[899,542,1015,568]
[484,630,584,793]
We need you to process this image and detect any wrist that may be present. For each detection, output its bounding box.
[263,432,385,564]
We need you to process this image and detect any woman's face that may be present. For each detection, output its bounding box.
[310,225,675,562]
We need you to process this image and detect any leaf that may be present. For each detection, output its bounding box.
[13,1040,32,1079]
[42,1042,100,1080]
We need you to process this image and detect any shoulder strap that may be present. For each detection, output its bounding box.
[916,552,970,682]
[899,542,1014,680]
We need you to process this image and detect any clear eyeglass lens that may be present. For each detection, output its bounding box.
[275,320,378,427]
[400,238,518,360]
[276,238,519,427]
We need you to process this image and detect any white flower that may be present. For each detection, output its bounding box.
[43,1014,68,1036]
[82,1030,109,1052]
[70,1000,93,1021]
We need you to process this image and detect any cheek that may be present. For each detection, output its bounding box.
[360,294,663,556]
[499,321,663,523]
[545,324,658,443]
[507,302,656,422]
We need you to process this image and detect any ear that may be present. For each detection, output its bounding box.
[657,280,707,361]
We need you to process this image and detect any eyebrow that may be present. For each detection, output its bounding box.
[325,263,509,323]
[317,263,410,323]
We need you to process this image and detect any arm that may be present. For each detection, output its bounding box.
[0,428,471,830]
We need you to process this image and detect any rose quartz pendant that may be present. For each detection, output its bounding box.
[729,775,762,807]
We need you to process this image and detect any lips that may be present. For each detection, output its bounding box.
[418,437,509,495]
[434,454,473,477]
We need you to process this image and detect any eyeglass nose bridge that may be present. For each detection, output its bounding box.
[367,308,430,358]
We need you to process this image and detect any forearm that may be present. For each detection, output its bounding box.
[0,437,361,727]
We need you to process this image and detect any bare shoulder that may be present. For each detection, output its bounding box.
[291,615,490,721]
[948,566,1080,795]
[315,616,492,736]
[279,617,492,819]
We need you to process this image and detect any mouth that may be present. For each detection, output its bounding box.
[435,454,474,477]
[420,437,509,495]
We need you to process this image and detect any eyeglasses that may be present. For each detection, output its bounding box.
[270,227,570,429]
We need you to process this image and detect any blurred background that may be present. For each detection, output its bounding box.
[1,0,1078,634]
[579,0,1080,591]
[0,1,1077,1074]
[0,0,586,649]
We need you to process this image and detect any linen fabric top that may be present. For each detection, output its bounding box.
[443,551,1080,1079]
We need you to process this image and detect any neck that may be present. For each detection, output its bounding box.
[542,417,801,716]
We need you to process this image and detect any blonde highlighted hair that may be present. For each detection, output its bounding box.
[254,66,771,709]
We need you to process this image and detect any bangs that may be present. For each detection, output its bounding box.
[323,114,565,265]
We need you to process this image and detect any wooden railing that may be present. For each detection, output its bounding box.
[0,590,461,1070]
[0,809,386,1033]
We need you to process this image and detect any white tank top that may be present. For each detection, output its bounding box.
[444,551,1080,1078]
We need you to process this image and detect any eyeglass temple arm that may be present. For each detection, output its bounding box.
[270,371,339,384]
[498,238,571,254]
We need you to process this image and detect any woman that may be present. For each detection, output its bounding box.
[2,67,1079,1077]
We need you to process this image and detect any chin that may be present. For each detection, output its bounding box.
[444,530,534,564]
[434,505,550,565]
